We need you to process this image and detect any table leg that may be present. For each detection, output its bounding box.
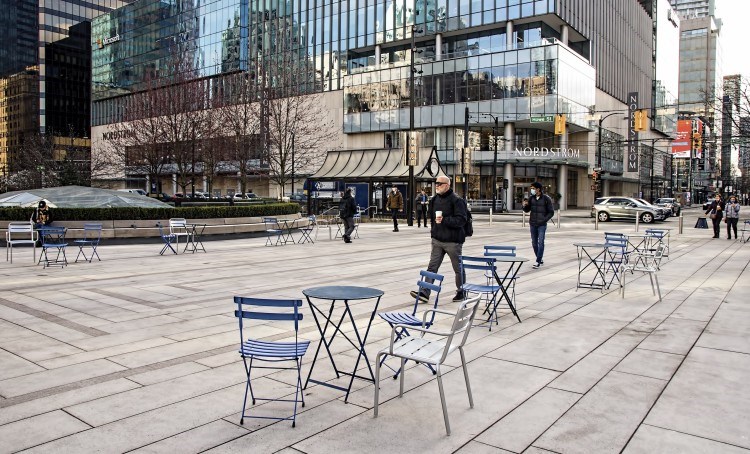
[304,299,342,389]
[342,297,380,402]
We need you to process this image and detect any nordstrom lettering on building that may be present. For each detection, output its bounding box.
[514,147,581,158]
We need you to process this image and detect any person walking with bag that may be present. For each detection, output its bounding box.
[410,176,468,303]
[725,195,740,240]
[415,189,428,228]
[339,188,357,243]
[386,185,403,232]
[522,182,554,269]
[705,194,724,238]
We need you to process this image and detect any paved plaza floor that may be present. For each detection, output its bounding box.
[0,211,748,453]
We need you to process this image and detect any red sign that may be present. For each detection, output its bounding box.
[672,120,692,158]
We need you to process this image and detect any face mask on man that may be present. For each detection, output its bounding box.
[530,188,537,196]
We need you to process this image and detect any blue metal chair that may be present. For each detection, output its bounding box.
[482,245,518,320]
[158,223,177,255]
[74,223,102,263]
[234,296,309,427]
[263,217,283,246]
[602,233,629,288]
[461,255,519,328]
[38,226,68,268]
[297,216,315,244]
[378,270,444,378]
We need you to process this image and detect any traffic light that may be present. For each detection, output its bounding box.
[554,114,566,135]
[592,170,599,182]
[634,109,648,132]
[503,178,509,189]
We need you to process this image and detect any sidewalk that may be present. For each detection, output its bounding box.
[0,218,747,453]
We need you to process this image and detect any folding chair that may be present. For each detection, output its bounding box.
[74,223,102,263]
[374,295,481,436]
[620,243,665,302]
[601,232,629,288]
[297,216,315,244]
[263,217,283,246]
[482,245,518,319]
[741,220,750,243]
[460,255,511,328]
[5,222,37,264]
[377,270,444,378]
[168,218,191,251]
[158,224,177,255]
[234,296,310,427]
[38,226,68,268]
[644,228,669,259]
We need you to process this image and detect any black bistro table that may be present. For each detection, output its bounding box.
[574,242,608,291]
[487,255,528,325]
[302,285,383,402]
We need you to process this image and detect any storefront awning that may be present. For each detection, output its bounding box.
[311,148,443,180]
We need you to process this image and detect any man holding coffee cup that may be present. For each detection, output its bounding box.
[410,176,469,303]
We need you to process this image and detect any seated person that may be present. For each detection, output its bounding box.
[31,200,53,229]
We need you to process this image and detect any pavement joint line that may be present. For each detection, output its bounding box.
[640,423,750,451]
[0,296,108,337]
[85,288,170,310]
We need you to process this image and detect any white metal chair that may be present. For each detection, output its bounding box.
[620,243,665,302]
[5,222,38,263]
[741,220,750,243]
[168,218,191,251]
[374,295,481,436]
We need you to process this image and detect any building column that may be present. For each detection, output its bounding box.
[146,174,151,194]
[375,44,381,65]
[172,174,177,194]
[435,34,442,60]
[557,164,568,211]
[557,130,568,210]
[603,179,611,197]
[506,21,514,48]
[202,176,208,192]
[560,24,569,45]
[504,122,514,211]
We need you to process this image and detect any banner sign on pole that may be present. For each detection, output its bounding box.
[627,92,639,172]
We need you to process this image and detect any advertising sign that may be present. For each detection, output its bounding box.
[671,119,692,158]
[627,92,639,172]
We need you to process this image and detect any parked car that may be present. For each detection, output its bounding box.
[654,197,681,216]
[150,192,173,202]
[637,199,671,218]
[245,193,259,199]
[232,193,246,200]
[288,193,308,203]
[118,188,147,196]
[591,196,663,223]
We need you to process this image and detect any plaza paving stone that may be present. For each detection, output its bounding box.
[0,209,748,453]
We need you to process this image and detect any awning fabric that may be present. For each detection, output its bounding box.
[311,148,442,180]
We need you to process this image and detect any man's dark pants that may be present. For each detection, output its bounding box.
[343,216,355,238]
[530,223,547,263]
[391,209,399,229]
[416,209,427,227]
[423,239,464,295]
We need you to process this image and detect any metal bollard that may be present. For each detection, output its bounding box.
[635,211,640,232]
[522,210,526,227]
[556,210,561,229]
[678,214,683,234]
[594,209,599,230]
[489,207,493,225]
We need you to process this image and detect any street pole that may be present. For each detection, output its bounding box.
[596,117,603,199]
[492,116,498,212]
[463,106,469,198]
[407,24,419,227]
[291,132,295,195]
[650,142,654,202]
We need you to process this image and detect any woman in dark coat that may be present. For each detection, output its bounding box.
[704,194,724,238]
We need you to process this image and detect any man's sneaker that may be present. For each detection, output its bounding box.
[452,291,467,302]
[532,262,541,269]
[410,290,429,303]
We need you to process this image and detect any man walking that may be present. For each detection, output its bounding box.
[415,189,428,228]
[338,188,357,243]
[386,185,403,232]
[410,176,468,302]
[522,181,554,268]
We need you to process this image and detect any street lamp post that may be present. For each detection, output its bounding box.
[407,24,422,227]
[477,113,500,212]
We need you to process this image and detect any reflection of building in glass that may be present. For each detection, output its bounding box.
[91,0,676,206]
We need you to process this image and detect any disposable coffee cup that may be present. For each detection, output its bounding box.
[435,211,443,218]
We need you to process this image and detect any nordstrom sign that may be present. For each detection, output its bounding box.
[514,147,580,158]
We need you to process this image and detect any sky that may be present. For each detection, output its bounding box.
[717,0,749,78]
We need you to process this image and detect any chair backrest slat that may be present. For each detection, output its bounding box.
[234,296,304,335]
[234,296,302,307]
[483,245,517,257]
[234,310,303,321]
[417,280,441,293]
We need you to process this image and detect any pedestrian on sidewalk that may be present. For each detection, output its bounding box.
[410,176,468,303]
[415,189,428,228]
[522,181,554,269]
[725,195,740,240]
[386,185,403,232]
[705,194,724,238]
[339,188,357,243]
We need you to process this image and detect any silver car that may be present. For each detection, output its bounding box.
[591,197,663,223]
[637,199,671,218]
[655,197,681,216]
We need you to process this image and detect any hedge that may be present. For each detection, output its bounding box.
[0,203,300,221]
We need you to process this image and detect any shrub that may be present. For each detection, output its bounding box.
[0,203,300,221]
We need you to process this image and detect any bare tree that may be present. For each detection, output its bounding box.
[13,132,59,189]
[216,72,262,195]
